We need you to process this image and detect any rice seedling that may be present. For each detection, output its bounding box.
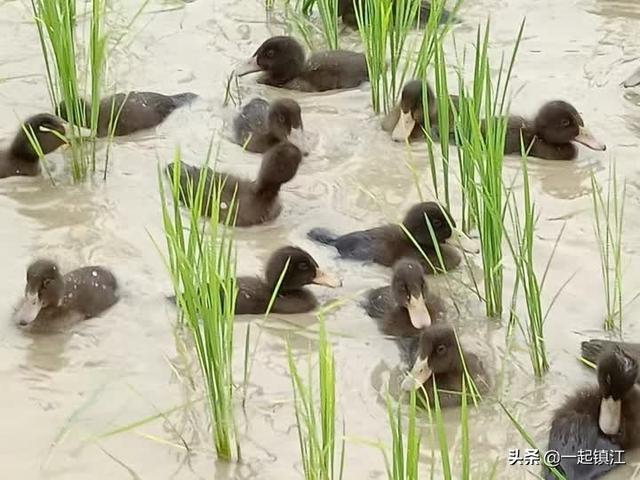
[590,162,627,331]
[158,146,240,461]
[384,390,421,480]
[452,19,525,318]
[316,0,340,49]
[286,315,344,480]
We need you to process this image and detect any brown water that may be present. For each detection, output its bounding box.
[1,0,640,478]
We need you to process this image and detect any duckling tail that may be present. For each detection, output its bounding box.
[308,228,338,246]
[171,92,199,107]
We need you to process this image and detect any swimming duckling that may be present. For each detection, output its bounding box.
[308,201,477,272]
[382,80,437,142]
[505,101,606,160]
[582,339,640,378]
[338,0,453,29]
[363,258,446,336]
[167,141,302,227]
[233,97,305,153]
[234,36,368,92]
[545,347,640,480]
[57,91,198,137]
[400,323,490,407]
[236,246,341,314]
[0,113,82,179]
[14,259,119,328]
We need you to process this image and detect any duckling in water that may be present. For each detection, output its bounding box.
[14,259,119,328]
[382,80,437,142]
[167,141,302,227]
[0,113,87,179]
[237,246,341,314]
[400,323,490,407]
[545,347,640,480]
[582,339,640,380]
[234,36,368,92]
[338,0,453,29]
[363,258,446,336]
[57,91,198,137]
[308,201,477,272]
[233,97,305,153]
[505,101,606,160]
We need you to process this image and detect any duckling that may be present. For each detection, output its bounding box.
[233,97,305,153]
[505,101,606,160]
[400,323,490,407]
[167,141,302,227]
[236,246,341,314]
[57,91,198,137]
[363,258,446,336]
[308,201,477,272]
[14,259,119,328]
[382,80,437,142]
[582,339,640,378]
[545,347,640,480]
[0,113,79,179]
[339,0,453,29]
[234,36,368,92]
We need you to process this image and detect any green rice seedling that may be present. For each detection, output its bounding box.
[500,403,567,480]
[21,123,57,186]
[316,0,340,49]
[287,316,344,480]
[384,390,420,480]
[284,0,315,50]
[590,162,626,330]
[158,146,240,461]
[453,19,525,318]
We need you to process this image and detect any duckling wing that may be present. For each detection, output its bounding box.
[362,286,392,318]
[546,413,620,480]
[303,50,368,91]
[233,98,270,144]
[63,267,119,318]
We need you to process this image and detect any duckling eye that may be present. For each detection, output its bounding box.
[560,118,570,127]
[431,219,442,229]
[436,344,447,355]
[42,278,52,288]
[266,49,275,58]
[298,262,309,271]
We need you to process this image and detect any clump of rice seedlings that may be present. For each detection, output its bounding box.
[383,390,421,480]
[590,162,627,331]
[31,0,109,182]
[453,19,524,318]
[316,0,340,49]
[284,0,315,50]
[287,315,344,480]
[158,147,240,461]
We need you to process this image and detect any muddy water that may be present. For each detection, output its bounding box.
[1,0,640,478]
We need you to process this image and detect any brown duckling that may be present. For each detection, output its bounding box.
[505,101,606,160]
[400,323,490,407]
[308,201,477,272]
[582,339,640,381]
[14,259,119,328]
[363,258,446,336]
[545,347,640,479]
[236,246,341,314]
[167,141,302,227]
[57,91,198,137]
[234,36,368,92]
[233,97,305,153]
[382,80,437,142]
[339,0,454,29]
[0,113,82,179]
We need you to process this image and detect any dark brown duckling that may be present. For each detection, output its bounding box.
[505,101,606,160]
[57,91,197,137]
[363,258,446,336]
[582,340,640,381]
[338,0,454,29]
[14,259,119,328]
[545,347,640,479]
[0,113,80,179]
[382,80,436,142]
[400,323,490,407]
[234,36,368,92]
[233,97,305,153]
[308,201,477,272]
[236,246,341,314]
[167,141,302,227]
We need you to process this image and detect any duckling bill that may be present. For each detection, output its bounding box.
[236,246,341,314]
[14,259,119,327]
[234,36,368,92]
